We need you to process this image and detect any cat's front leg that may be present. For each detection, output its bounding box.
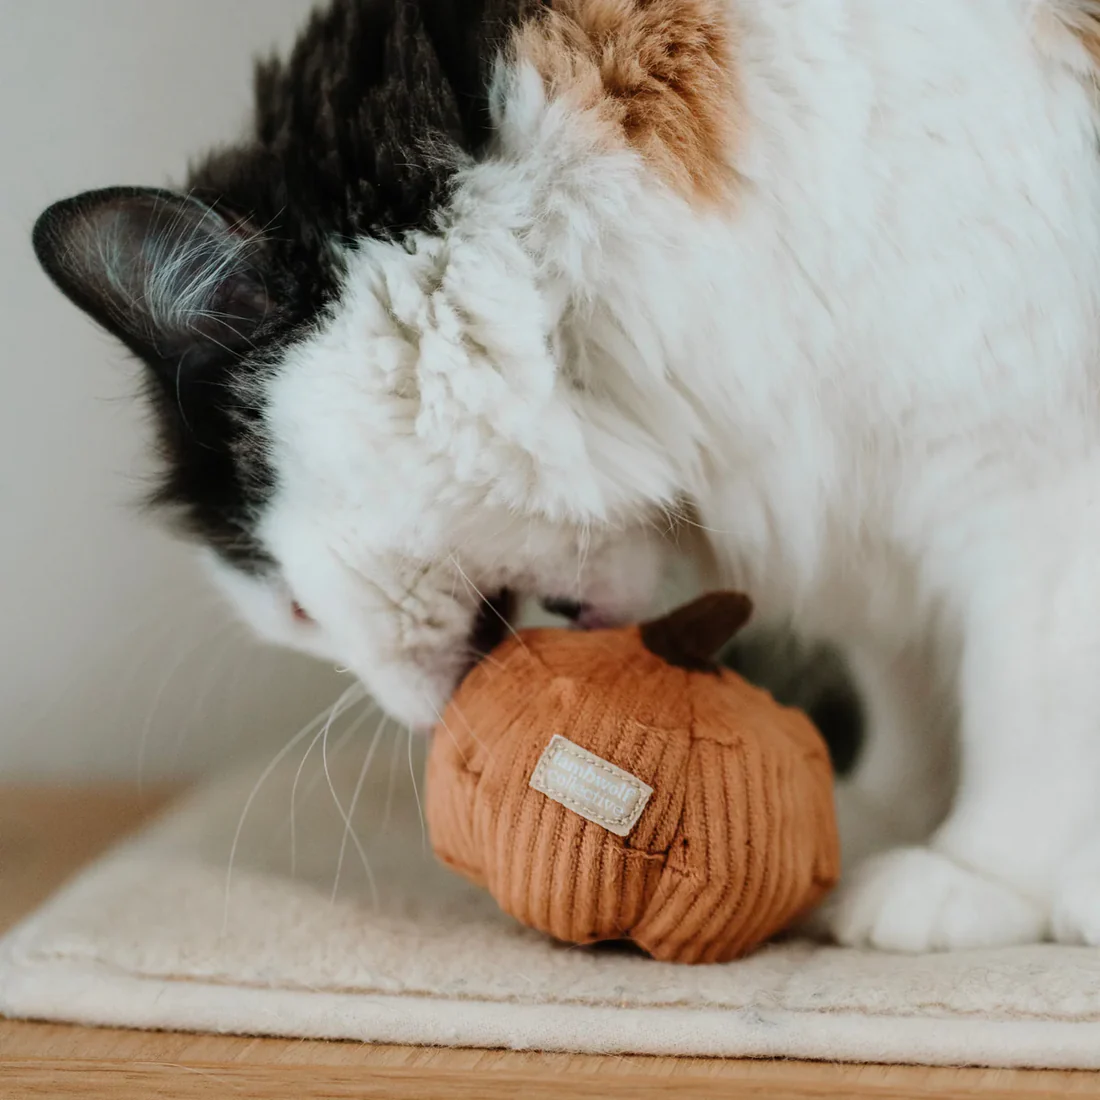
[830,504,1100,951]
[818,639,1046,952]
[933,528,1100,949]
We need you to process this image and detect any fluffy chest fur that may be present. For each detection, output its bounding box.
[561,0,1100,642]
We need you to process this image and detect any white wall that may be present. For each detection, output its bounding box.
[0,0,347,780]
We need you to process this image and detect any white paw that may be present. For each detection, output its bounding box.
[1052,874,1100,945]
[825,847,1047,952]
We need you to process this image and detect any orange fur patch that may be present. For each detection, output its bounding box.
[514,0,739,203]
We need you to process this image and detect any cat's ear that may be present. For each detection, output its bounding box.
[32,187,271,370]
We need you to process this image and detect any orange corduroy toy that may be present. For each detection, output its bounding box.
[425,592,840,964]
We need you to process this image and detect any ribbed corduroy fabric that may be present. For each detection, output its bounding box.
[426,617,840,964]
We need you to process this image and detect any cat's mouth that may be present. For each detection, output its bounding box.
[360,586,645,729]
[466,589,517,670]
[541,597,617,631]
[462,591,606,679]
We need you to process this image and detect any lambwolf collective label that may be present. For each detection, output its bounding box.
[529,734,654,837]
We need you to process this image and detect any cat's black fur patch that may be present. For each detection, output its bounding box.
[722,634,865,776]
[32,0,537,571]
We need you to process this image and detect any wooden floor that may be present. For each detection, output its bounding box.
[1,787,1096,1099]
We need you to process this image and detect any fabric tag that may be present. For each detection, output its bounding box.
[529,734,653,837]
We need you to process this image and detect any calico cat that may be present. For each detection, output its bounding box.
[32,0,1100,952]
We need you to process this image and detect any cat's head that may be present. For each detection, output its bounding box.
[32,0,686,727]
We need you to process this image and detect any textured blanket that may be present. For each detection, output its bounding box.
[3,732,1099,1068]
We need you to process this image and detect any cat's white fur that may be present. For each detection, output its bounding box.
[213,0,1100,952]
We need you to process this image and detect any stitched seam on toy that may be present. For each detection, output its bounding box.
[660,689,696,876]
[620,846,668,863]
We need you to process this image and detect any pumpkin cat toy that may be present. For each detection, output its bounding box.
[426,592,839,964]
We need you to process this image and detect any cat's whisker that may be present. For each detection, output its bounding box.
[429,703,473,767]
[382,724,402,834]
[468,648,508,675]
[441,699,496,771]
[289,681,365,878]
[169,621,246,770]
[289,698,379,811]
[288,724,332,879]
[407,724,428,854]
[330,712,388,908]
[113,592,215,703]
[449,554,528,655]
[222,693,358,935]
[137,619,234,791]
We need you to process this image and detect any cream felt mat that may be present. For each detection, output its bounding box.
[3,731,1100,1069]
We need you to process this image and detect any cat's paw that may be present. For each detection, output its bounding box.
[1051,873,1100,945]
[825,847,1047,952]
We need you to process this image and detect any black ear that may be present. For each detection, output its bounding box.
[32,187,270,370]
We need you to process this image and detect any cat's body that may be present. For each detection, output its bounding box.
[33,0,1100,951]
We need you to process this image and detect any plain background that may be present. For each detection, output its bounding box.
[0,1,347,779]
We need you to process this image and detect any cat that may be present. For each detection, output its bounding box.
[31,0,1100,953]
